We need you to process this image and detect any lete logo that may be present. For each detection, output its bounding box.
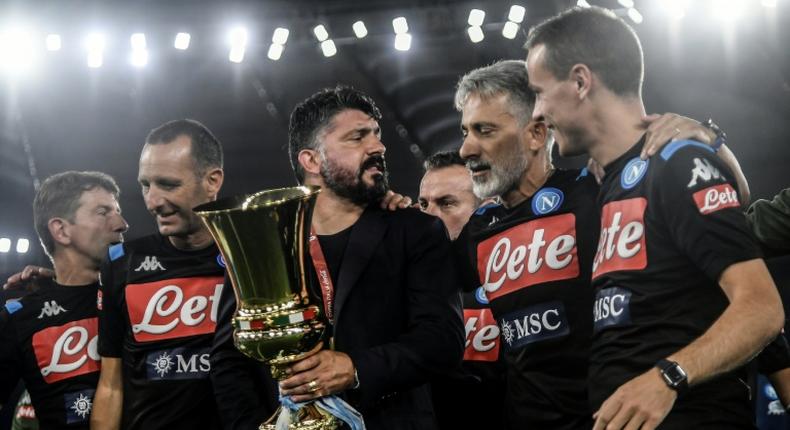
[477,213,578,301]
[32,317,100,383]
[693,184,739,215]
[463,308,500,362]
[592,198,648,279]
[125,277,224,342]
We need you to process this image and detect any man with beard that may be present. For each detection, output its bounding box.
[453,60,753,429]
[91,119,227,430]
[211,86,464,430]
[525,7,783,429]
[0,171,128,429]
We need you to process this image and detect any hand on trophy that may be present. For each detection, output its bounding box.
[279,350,357,403]
[379,190,413,211]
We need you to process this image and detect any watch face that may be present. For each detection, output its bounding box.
[663,364,687,386]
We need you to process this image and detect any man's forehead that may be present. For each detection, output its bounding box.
[326,109,377,132]
[420,166,472,195]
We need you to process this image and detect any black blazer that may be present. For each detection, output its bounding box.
[210,206,464,430]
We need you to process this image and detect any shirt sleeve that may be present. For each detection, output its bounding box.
[97,247,127,358]
[654,142,762,282]
[745,188,790,253]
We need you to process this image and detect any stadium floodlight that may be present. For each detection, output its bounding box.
[320,39,337,57]
[508,5,526,23]
[618,0,635,8]
[313,25,329,42]
[268,43,283,60]
[130,33,146,50]
[174,32,191,50]
[627,8,643,24]
[16,238,29,254]
[467,26,484,43]
[468,9,486,27]
[46,34,61,51]
[392,17,409,34]
[394,33,411,51]
[131,49,148,67]
[577,0,591,7]
[352,21,368,38]
[0,238,10,253]
[228,27,247,63]
[0,28,35,71]
[272,28,289,45]
[502,21,519,39]
[762,0,777,7]
[85,32,105,68]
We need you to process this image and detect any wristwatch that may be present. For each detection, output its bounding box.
[656,359,688,395]
[702,118,727,152]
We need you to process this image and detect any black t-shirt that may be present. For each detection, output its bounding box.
[0,278,100,429]
[457,168,599,429]
[591,138,762,426]
[98,234,224,430]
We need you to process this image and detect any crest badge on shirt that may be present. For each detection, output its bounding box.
[531,187,564,216]
[620,158,649,190]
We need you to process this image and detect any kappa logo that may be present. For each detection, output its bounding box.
[38,300,67,319]
[146,347,211,380]
[592,198,648,279]
[134,256,166,272]
[532,187,564,215]
[463,308,500,362]
[687,157,725,188]
[498,301,569,351]
[620,158,649,190]
[477,213,579,301]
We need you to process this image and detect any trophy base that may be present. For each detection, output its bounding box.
[259,404,338,430]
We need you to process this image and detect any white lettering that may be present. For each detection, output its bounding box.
[700,187,738,213]
[482,230,576,293]
[41,327,99,376]
[132,283,224,334]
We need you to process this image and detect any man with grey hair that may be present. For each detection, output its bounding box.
[452,59,749,429]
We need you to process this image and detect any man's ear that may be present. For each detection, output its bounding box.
[48,218,70,248]
[570,63,593,100]
[298,149,322,176]
[526,120,548,152]
[203,168,224,199]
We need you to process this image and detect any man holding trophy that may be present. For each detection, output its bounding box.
[206,86,464,429]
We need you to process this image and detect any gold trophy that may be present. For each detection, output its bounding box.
[195,186,338,430]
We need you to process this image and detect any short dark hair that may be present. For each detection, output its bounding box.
[33,171,120,258]
[423,150,465,172]
[455,60,536,125]
[288,86,382,183]
[525,6,644,97]
[145,119,224,176]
